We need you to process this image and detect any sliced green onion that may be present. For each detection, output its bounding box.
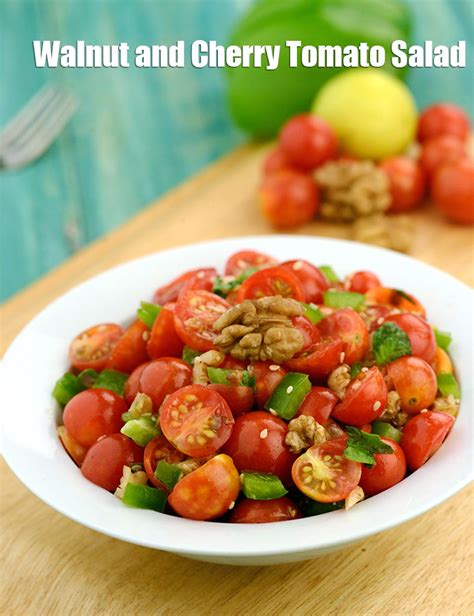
[207,367,255,388]
[323,290,365,311]
[52,373,85,406]
[182,346,201,365]
[241,472,288,500]
[122,483,167,512]
[372,322,412,366]
[155,460,183,490]
[302,302,324,324]
[434,328,452,352]
[93,369,128,397]
[437,373,461,399]
[371,421,402,443]
[137,301,162,329]
[265,372,311,420]
[319,265,339,283]
[121,416,160,447]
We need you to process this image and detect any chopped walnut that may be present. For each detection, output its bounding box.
[345,486,365,510]
[285,415,327,453]
[352,213,414,253]
[192,350,225,384]
[432,394,460,417]
[315,160,390,222]
[213,296,305,363]
[114,465,148,499]
[379,390,408,428]
[328,364,351,400]
[128,393,153,419]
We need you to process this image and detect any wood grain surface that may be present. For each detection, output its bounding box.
[1,144,473,616]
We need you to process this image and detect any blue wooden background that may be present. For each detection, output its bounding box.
[0,0,472,302]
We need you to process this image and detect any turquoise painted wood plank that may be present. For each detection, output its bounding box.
[0,0,472,302]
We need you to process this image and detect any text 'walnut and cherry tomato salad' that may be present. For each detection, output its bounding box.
[53,250,461,523]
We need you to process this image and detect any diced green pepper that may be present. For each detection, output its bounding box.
[372,322,412,366]
[241,471,288,500]
[155,460,183,490]
[121,416,160,447]
[434,328,452,352]
[350,362,363,379]
[93,369,128,397]
[437,373,461,399]
[182,346,201,365]
[52,372,85,406]
[264,372,311,420]
[371,421,402,443]
[136,301,162,329]
[323,290,365,311]
[213,268,258,298]
[207,367,256,388]
[77,369,99,388]
[319,265,339,283]
[302,302,324,324]
[301,499,343,517]
[122,483,167,512]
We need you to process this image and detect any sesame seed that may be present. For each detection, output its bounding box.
[229,501,235,510]
[339,352,345,363]
[293,260,303,271]
[196,271,206,279]
[286,385,294,394]
[373,401,381,411]
[260,429,269,439]
[142,331,150,341]
[268,408,278,416]
[361,367,369,373]
[376,317,385,325]
[269,364,280,371]
[352,381,361,390]
[420,408,428,413]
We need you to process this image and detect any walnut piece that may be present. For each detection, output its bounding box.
[379,390,408,428]
[345,486,365,510]
[352,213,414,253]
[328,364,351,400]
[432,394,460,417]
[213,296,305,363]
[285,415,328,453]
[192,350,225,385]
[114,465,148,499]
[315,160,390,222]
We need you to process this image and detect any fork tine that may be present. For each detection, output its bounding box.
[0,85,61,147]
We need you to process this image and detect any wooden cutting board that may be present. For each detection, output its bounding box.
[1,144,473,616]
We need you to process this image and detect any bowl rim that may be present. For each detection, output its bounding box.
[2,235,473,559]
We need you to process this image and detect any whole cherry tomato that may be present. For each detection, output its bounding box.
[281,260,329,303]
[347,271,381,294]
[387,356,437,414]
[279,114,338,171]
[63,388,127,448]
[365,287,426,318]
[296,386,338,425]
[138,357,192,410]
[379,157,426,213]
[222,411,296,484]
[147,303,184,359]
[318,308,369,365]
[224,250,278,277]
[359,438,406,496]
[81,434,143,491]
[229,497,302,523]
[69,323,124,372]
[143,434,185,489]
[251,361,287,408]
[292,315,321,350]
[168,454,240,521]
[124,361,149,405]
[401,411,454,471]
[153,268,217,305]
[384,313,436,364]
[432,159,474,225]
[237,266,305,302]
[106,320,150,374]
[285,338,344,381]
[262,147,295,177]
[174,290,229,352]
[362,305,392,333]
[208,383,255,417]
[332,367,388,426]
[420,135,466,177]
[417,103,470,143]
[259,171,319,229]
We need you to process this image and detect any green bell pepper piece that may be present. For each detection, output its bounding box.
[437,374,461,399]
[302,302,324,324]
[265,372,311,420]
[371,421,402,443]
[121,416,160,447]
[323,290,365,311]
[155,461,183,490]
[122,483,167,512]
[241,471,288,500]
[137,301,162,329]
[434,328,452,352]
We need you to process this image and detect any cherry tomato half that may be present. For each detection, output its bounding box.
[432,159,474,225]
[168,454,240,520]
[359,438,406,496]
[222,411,296,485]
[282,260,329,303]
[143,434,186,489]
[251,361,287,408]
[224,250,278,277]
[401,411,454,471]
[237,265,305,302]
[387,356,437,414]
[420,135,466,178]
[379,157,426,213]
[147,304,184,359]
[69,323,124,372]
[138,357,192,411]
[332,367,388,426]
[292,439,361,503]
[417,103,470,143]
[160,384,234,457]
[318,308,369,365]
[279,113,338,171]
[384,313,436,364]
[152,268,217,305]
[63,388,127,448]
[106,320,150,374]
[296,386,338,425]
[259,171,319,229]
[285,338,344,382]
[229,497,302,523]
[365,287,426,318]
[347,271,381,294]
[174,290,229,352]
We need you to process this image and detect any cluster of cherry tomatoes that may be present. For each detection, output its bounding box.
[56,250,457,523]
[260,103,473,228]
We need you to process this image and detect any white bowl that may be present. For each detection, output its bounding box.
[2,236,473,565]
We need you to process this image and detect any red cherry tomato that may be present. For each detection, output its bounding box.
[318,308,369,365]
[152,268,217,305]
[69,323,124,372]
[251,361,287,408]
[168,454,240,520]
[124,361,149,405]
[160,384,234,457]
[363,305,392,332]
[384,313,436,364]
[296,386,338,424]
[63,388,127,448]
[138,358,192,410]
[387,356,437,414]
[57,425,88,466]
[420,135,466,177]
[432,159,474,225]
[365,287,426,318]
[262,147,295,177]
[347,271,381,294]
[285,338,344,381]
[359,438,406,496]
[106,320,150,374]
[230,497,302,523]
[379,157,426,213]
[81,434,143,491]
[208,383,255,417]
[401,411,454,471]
[174,290,229,352]
[279,113,338,171]
[292,315,321,350]
[222,411,296,484]
[143,434,186,489]
[417,103,470,143]
[292,439,361,502]
[259,171,319,229]
[147,303,184,359]
[282,260,329,303]
[332,367,388,426]
[224,250,278,277]
[220,356,248,371]
[237,266,305,302]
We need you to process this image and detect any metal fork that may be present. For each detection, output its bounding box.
[0,85,78,170]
